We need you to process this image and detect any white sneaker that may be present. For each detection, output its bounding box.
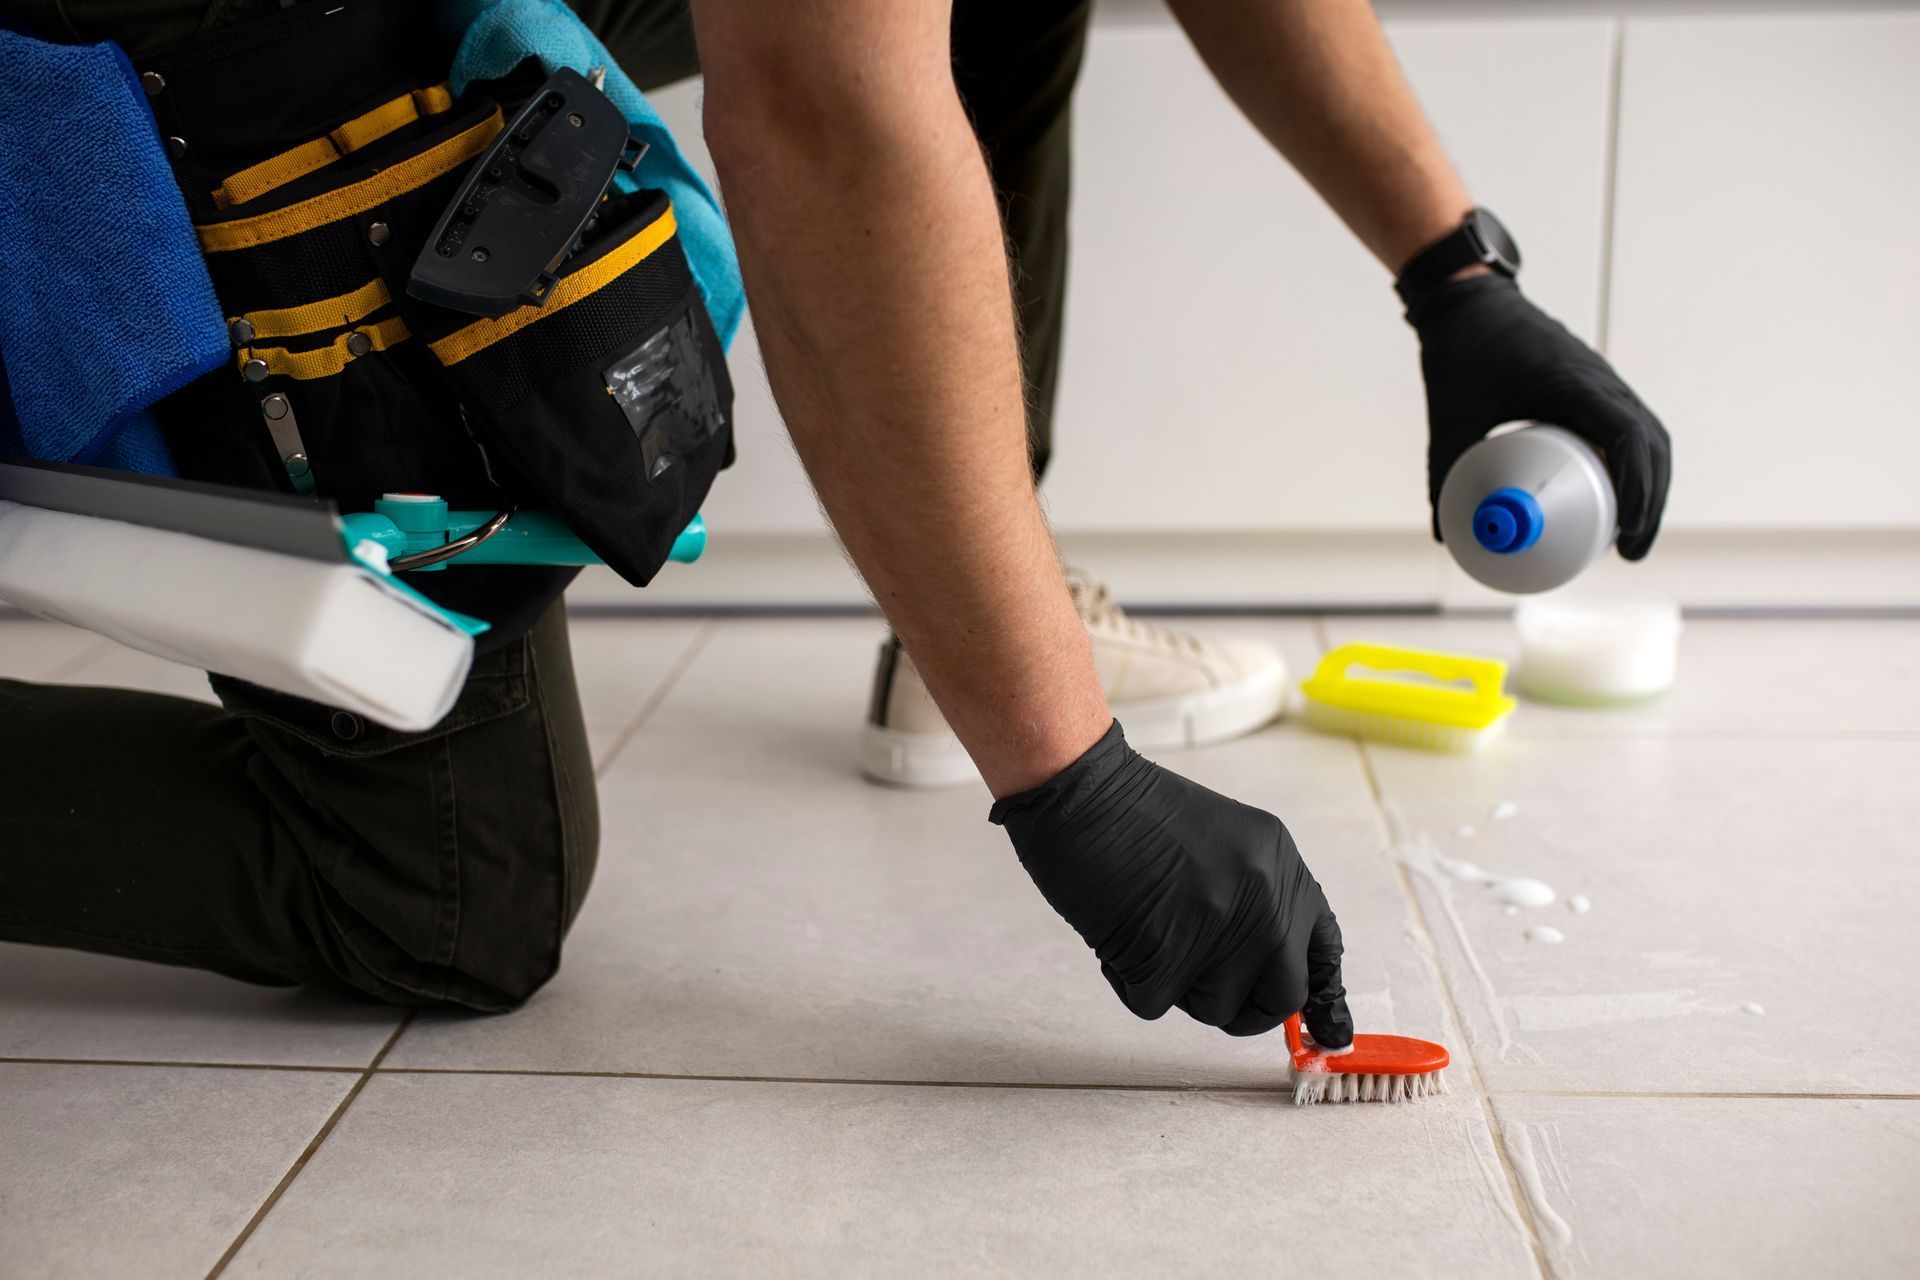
[860,570,1290,787]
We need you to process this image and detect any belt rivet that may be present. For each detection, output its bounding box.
[567,113,584,128]
[140,70,166,97]
[345,330,373,357]
[329,711,362,741]
[228,318,255,346]
[367,221,391,246]
[470,247,489,263]
[241,357,269,383]
[165,135,189,159]
[285,453,312,479]
[261,393,290,421]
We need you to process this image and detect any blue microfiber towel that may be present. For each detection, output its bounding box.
[441,0,745,348]
[0,28,228,476]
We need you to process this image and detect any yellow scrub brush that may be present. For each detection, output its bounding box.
[1299,642,1515,753]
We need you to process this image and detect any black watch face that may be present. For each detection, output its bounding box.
[1467,209,1522,276]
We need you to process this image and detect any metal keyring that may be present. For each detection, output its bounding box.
[387,508,514,572]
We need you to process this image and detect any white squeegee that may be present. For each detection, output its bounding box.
[0,460,479,732]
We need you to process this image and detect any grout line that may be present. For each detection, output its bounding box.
[202,1013,415,1280]
[1497,1090,1920,1102]
[6,1054,1911,1102]
[1594,17,1628,355]
[0,1057,359,1074]
[593,618,719,778]
[376,1066,1312,1095]
[1351,736,1556,1280]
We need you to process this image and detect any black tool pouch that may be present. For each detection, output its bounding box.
[403,186,734,587]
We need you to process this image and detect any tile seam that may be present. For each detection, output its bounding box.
[201,1012,414,1280]
[1340,702,1555,1280]
[593,617,719,778]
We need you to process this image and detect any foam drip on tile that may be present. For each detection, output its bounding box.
[1387,804,1538,1065]
[1505,1121,1578,1265]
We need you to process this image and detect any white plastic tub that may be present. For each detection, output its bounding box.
[1513,596,1682,705]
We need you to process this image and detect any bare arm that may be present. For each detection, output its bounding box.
[1167,0,1478,273]
[691,0,1108,797]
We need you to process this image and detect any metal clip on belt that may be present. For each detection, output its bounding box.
[406,67,646,318]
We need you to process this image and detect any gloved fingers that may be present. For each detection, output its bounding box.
[1219,949,1308,1039]
[1301,902,1354,1050]
[1617,411,1672,561]
[1547,386,1669,562]
[1177,955,1267,1030]
[1100,960,1178,1022]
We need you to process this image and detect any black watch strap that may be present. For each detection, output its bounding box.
[1395,208,1521,307]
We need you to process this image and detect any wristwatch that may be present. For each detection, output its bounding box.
[1394,207,1521,306]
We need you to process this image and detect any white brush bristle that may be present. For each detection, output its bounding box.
[1300,700,1505,755]
[1291,1068,1450,1107]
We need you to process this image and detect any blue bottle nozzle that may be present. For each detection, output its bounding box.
[1472,487,1544,555]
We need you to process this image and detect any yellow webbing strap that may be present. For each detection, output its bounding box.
[198,109,502,253]
[238,314,411,380]
[237,278,392,341]
[429,207,680,367]
[210,83,458,210]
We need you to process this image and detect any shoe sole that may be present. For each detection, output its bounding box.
[860,655,1291,789]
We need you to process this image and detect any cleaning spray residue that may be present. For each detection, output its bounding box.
[1743,1001,1766,1016]
[1455,824,1476,838]
[1430,848,1557,908]
[1491,801,1519,822]
[1388,806,1538,1065]
[1568,894,1592,915]
[1505,1122,1579,1271]
[1525,925,1565,945]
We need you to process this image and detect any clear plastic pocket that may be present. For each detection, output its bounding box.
[414,189,734,586]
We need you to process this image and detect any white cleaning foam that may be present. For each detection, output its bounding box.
[1492,878,1556,908]
[1389,805,1539,1065]
[1491,801,1520,822]
[1568,894,1592,915]
[1525,925,1566,945]
[1434,848,1557,909]
[1743,1002,1767,1016]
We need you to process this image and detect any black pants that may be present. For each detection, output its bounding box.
[0,605,597,1012]
[574,0,1092,476]
[0,0,1093,1008]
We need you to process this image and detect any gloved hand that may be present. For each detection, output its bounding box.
[1408,273,1672,561]
[989,721,1353,1045]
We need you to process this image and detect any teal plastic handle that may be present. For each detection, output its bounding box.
[339,498,706,571]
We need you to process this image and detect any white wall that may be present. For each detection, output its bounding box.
[613,3,1920,610]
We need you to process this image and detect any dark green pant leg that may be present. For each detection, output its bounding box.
[0,604,598,1011]
[0,678,333,989]
[575,0,1092,481]
[951,0,1094,481]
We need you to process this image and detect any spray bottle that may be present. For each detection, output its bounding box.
[1437,424,1616,595]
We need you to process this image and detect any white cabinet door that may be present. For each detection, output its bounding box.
[1608,11,1920,529]
[649,14,1616,538]
[1045,16,1616,533]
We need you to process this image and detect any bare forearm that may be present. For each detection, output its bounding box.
[1168,0,1471,272]
[694,2,1108,796]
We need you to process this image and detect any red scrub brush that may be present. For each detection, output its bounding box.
[1284,1013,1451,1105]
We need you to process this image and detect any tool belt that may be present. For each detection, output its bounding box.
[139,0,733,588]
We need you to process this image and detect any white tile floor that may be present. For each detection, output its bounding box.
[2,610,1917,1278]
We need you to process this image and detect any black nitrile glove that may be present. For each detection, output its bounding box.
[1409,274,1672,561]
[990,721,1353,1045]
